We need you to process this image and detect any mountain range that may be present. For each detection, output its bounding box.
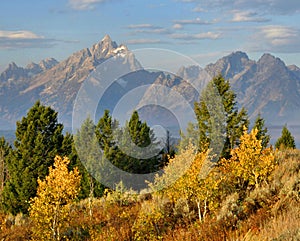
[1,35,300,138]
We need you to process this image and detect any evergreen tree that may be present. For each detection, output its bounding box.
[2,101,64,214]
[275,125,296,149]
[96,110,161,175]
[0,137,11,199]
[194,74,249,158]
[128,111,152,148]
[61,132,74,158]
[95,110,124,171]
[179,122,199,151]
[74,117,104,198]
[96,110,118,150]
[253,114,270,149]
[161,130,175,167]
[120,111,161,173]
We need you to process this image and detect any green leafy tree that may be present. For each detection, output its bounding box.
[275,125,296,149]
[2,101,64,214]
[0,137,11,199]
[253,114,270,149]
[194,74,249,158]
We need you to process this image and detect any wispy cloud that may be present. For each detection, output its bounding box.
[192,6,205,12]
[248,25,300,52]
[0,30,59,49]
[127,24,159,29]
[180,0,196,2]
[170,32,222,40]
[126,39,166,45]
[68,0,107,10]
[230,10,270,23]
[172,24,184,30]
[133,29,171,34]
[0,30,43,39]
[179,0,300,15]
[126,24,171,35]
[174,18,213,25]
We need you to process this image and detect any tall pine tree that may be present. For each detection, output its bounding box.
[96,110,118,150]
[253,114,270,149]
[128,111,152,148]
[275,125,296,149]
[122,110,161,173]
[74,117,104,198]
[0,137,11,201]
[2,101,64,214]
[95,110,161,175]
[194,74,249,158]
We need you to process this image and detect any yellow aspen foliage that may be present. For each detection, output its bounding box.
[223,128,275,190]
[165,150,208,202]
[151,143,198,194]
[132,199,166,241]
[153,144,220,222]
[29,156,81,241]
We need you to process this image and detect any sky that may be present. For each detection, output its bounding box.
[0,0,300,72]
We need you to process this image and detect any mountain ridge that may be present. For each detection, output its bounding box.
[0,35,300,131]
[0,35,142,128]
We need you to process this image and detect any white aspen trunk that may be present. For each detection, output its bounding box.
[197,200,202,223]
[89,176,94,219]
[203,198,207,221]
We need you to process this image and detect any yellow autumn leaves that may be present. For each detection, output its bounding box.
[150,127,276,225]
[28,127,277,240]
[220,128,275,190]
[29,156,81,241]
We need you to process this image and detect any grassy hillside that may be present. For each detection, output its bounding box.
[1,148,299,241]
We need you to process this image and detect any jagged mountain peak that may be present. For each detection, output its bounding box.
[3,62,25,74]
[205,50,254,79]
[177,65,202,78]
[102,34,112,42]
[90,35,119,61]
[39,58,59,70]
[26,61,39,69]
[24,58,59,76]
[7,62,19,70]
[226,51,249,61]
[218,51,251,66]
[69,48,92,63]
[257,53,287,75]
[258,53,276,61]
[258,53,285,66]
[25,62,42,76]
[0,62,27,83]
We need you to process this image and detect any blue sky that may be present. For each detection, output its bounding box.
[0,0,300,71]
